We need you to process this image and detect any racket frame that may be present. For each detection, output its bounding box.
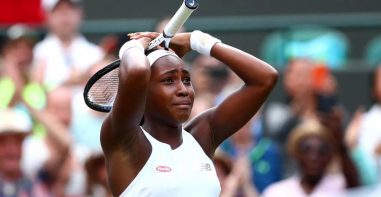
[83,59,121,112]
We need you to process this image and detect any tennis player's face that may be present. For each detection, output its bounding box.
[147,56,195,124]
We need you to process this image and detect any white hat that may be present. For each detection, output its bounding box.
[6,24,34,40]
[42,0,82,12]
[0,108,32,135]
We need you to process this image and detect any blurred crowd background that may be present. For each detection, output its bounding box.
[0,0,381,196]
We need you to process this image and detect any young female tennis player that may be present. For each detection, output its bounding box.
[100,31,278,196]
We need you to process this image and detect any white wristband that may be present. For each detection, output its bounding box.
[190,30,221,56]
[118,40,145,59]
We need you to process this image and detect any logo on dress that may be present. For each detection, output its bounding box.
[200,163,211,171]
[154,165,172,173]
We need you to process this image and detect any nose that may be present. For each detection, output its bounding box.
[176,81,189,97]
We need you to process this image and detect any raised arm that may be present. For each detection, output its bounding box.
[209,42,278,141]
[101,39,151,153]
[128,31,278,155]
[185,31,278,154]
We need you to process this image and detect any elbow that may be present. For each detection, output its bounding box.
[258,66,278,90]
[267,68,279,88]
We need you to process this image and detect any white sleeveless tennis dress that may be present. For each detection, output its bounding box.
[120,128,221,197]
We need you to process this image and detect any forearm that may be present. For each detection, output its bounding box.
[112,41,150,127]
[40,148,70,183]
[220,175,240,197]
[211,43,278,87]
[104,40,151,151]
[188,32,278,145]
[241,181,259,197]
[338,147,360,188]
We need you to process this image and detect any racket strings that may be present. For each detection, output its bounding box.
[87,67,120,107]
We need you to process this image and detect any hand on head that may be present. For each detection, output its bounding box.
[127,33,155,50]
[128,32,192,57]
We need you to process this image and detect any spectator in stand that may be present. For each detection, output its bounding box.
[70,58,109,152]
[214,149,259,197]
[263,58,316,177]
[84,152,112,197]
[263,58,347,178]
[262,119,359,197]
[264,58,316,145]
[0,25,46,110]
[0,108,48,197]
[32,0,103,90]
[345,66,381,185]
[22,86,89,196]
[190,55,230,100]
[220,114,282,193]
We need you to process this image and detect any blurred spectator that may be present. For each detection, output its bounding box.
[22,85,89,196]
[263,59,316,177]
[0,25,46,110]
[262,119,358,197]
[70,59,108,152]
[186,55,231,122]
[32,0,103,90]
[84,152,111,197]
[69,33,121,152]
[345,66,381,185]
[220,115,282,193]
[264,59,315,142]
[189,93,214,120]
[214,149,258,197]
[0,108,47,196]
[317,107,360,189]
[264,59,346,177]
[191,55,230,99]
[97,34,119,61]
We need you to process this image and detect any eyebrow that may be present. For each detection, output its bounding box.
[161,69,190,76]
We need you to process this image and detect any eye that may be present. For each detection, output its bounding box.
[182,77,191,85]
[161,78,174,84]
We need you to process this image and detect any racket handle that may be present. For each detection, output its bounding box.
[163,0,199,38]
[147,0,198,51]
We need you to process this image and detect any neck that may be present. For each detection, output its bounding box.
[56,33,76,48]
[300,174,323,194]
[142,119,183,150]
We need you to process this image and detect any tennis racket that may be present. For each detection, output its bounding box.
[84,0,199,112]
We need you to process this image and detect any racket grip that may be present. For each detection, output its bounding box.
[163,0,199,38]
